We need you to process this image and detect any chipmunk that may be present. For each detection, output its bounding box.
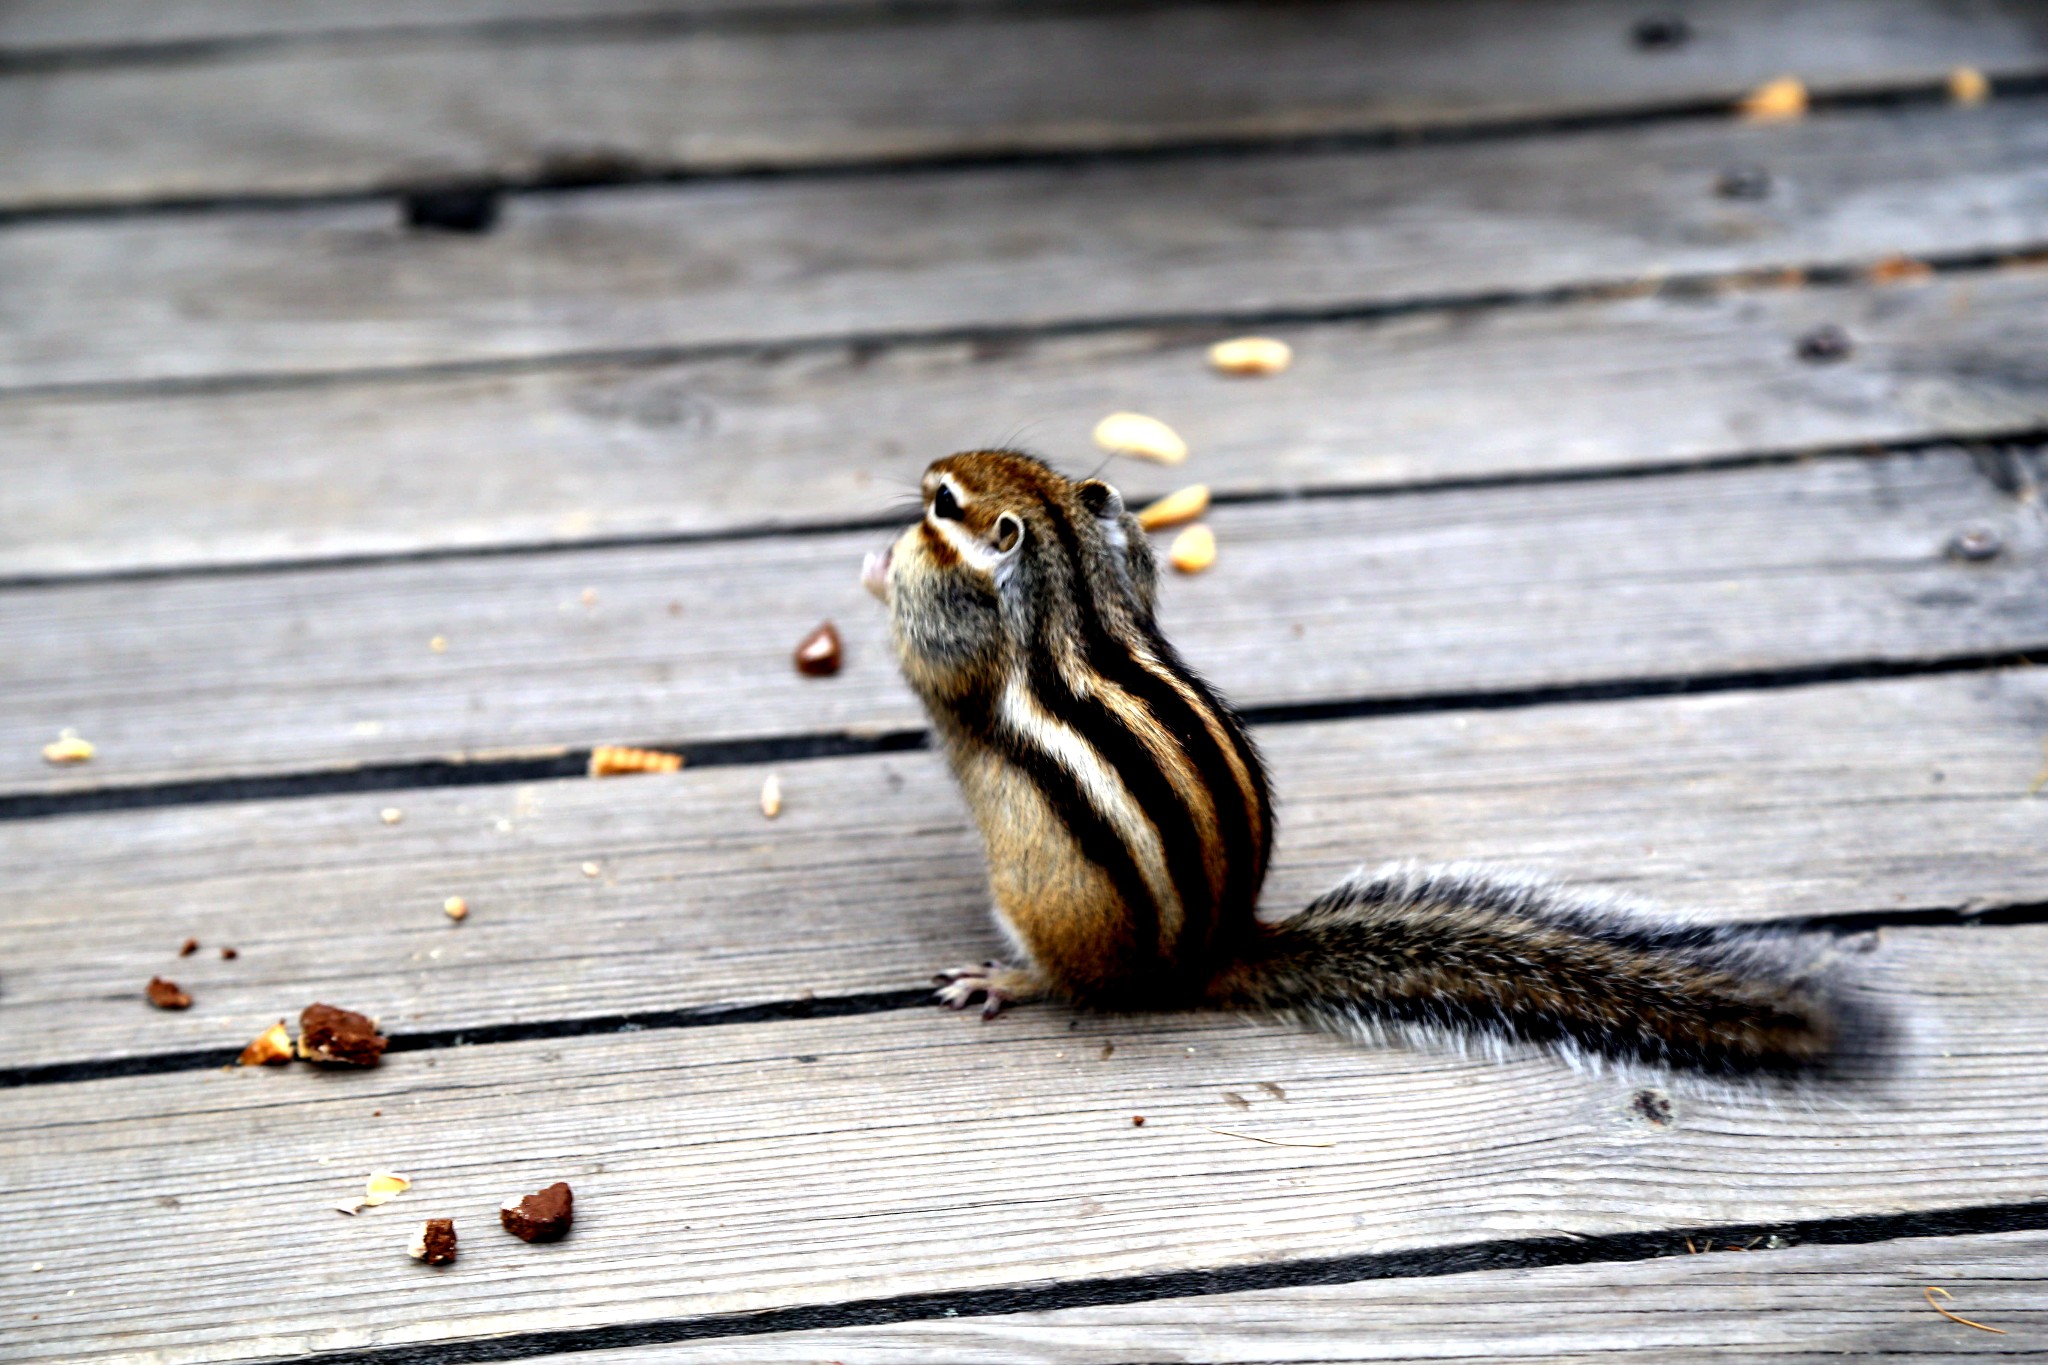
[861,450,1844,1076]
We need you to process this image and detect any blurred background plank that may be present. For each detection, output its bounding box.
[5,0,2043,209]
[7,100,2046,391]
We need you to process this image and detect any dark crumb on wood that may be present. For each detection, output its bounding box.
[1796,325,1853,363]
[1131,1115,1146,1127]
[1099,1041,1115,1059]
[178,938,198,957]
[147,977,192,1010]
[1714,165,1772,200]
[1258,1081,1287,1100]
[1945,527,2003,562]
[501,1182,575,1243]
[402,187,499,234]
[794,622,844,676]
[1630,1088,1674,1127]
[1630,15,1690,49]
[220,946,239,960]
[410,1218,458,1266]
[296,1003,387,1067]
[1222,1091,1251,1109]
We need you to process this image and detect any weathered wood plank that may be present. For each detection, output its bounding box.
[5,0,2043,209]
[4,923,2046,1364]
[0,0,906,52]
[4,671,2044,1071]
[7,267,2046,577]
[541,1229,2048,1362]
[7,100,2047,391]
[4,451,2042,796]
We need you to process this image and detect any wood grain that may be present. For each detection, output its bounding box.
[6,0,2045,209]
[5,922,2047,1363]
[0,0,928,52]
[542,1229,2048,1363]
[4,670,2045,1070]
[6,266,2046,577]
[8,100,2048,391]
[4,450,2042,796]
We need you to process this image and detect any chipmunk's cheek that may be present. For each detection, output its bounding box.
[860,547,893,603]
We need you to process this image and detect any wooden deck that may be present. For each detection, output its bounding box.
[4,1,2046,1360]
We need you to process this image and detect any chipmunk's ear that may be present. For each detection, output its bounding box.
[1077,480,1124,520]
[993,512,1025,557]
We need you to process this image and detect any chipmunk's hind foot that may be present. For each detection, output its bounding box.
[933,961,1045,1019]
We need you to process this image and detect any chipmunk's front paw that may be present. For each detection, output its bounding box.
[933,961,1037,1020]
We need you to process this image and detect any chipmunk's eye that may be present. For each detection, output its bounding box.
[931,483,964,522]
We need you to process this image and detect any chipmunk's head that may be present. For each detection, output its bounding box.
[862,449,1158,704]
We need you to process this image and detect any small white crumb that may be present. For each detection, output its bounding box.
[41,730,95,765]
[443,896,469,922]
[581,861,602,878]
[429,635,448,653]
[380,807,404,825]
[760,774,783,819]
[1206,336,1292,375]
[580,588,598,606]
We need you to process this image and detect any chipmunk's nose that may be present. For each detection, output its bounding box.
[860,547,892,602]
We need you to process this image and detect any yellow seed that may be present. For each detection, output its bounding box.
[1092,412,1188,464]
[442,896,469,922]
[429,635,448,653]
[760,774,783,819]
[237,1021,294,1067]
[1738,76,1807,123]
[1206,336,1292,376]
[41,732,95,765]
[588,745,684,777]
[1168,524,1217,574]
[1948,66,1990,105]
[1136,485,1212,531]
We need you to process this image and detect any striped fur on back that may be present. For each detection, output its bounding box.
[872,450,1852,1076]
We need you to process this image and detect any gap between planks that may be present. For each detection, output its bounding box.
[4,669,2045,1073]
[3,448,2042,798]
[6,924,2048,1363]
[489,1226,2048,1364]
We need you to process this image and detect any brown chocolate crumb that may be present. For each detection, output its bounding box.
[147,977,192,1010]
[500,1181,574,1243]
[220,946,239,960]
[178,938,199,957]
[409,1218,458,1266]
[1131,1115,1146,1127]
[794,622,843,676]
[296,1003,387,1067]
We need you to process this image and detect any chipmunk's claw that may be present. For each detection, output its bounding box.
[934,962,1019,1019]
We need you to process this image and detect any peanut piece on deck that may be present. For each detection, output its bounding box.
[1136,485,1210,531]
[1206,337,1292,376]
[1738,76,1807,122]
[1092,412,1188,464]
[1168,525,1217,574]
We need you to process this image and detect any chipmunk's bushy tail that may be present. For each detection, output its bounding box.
[1212,864,1845,1077]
